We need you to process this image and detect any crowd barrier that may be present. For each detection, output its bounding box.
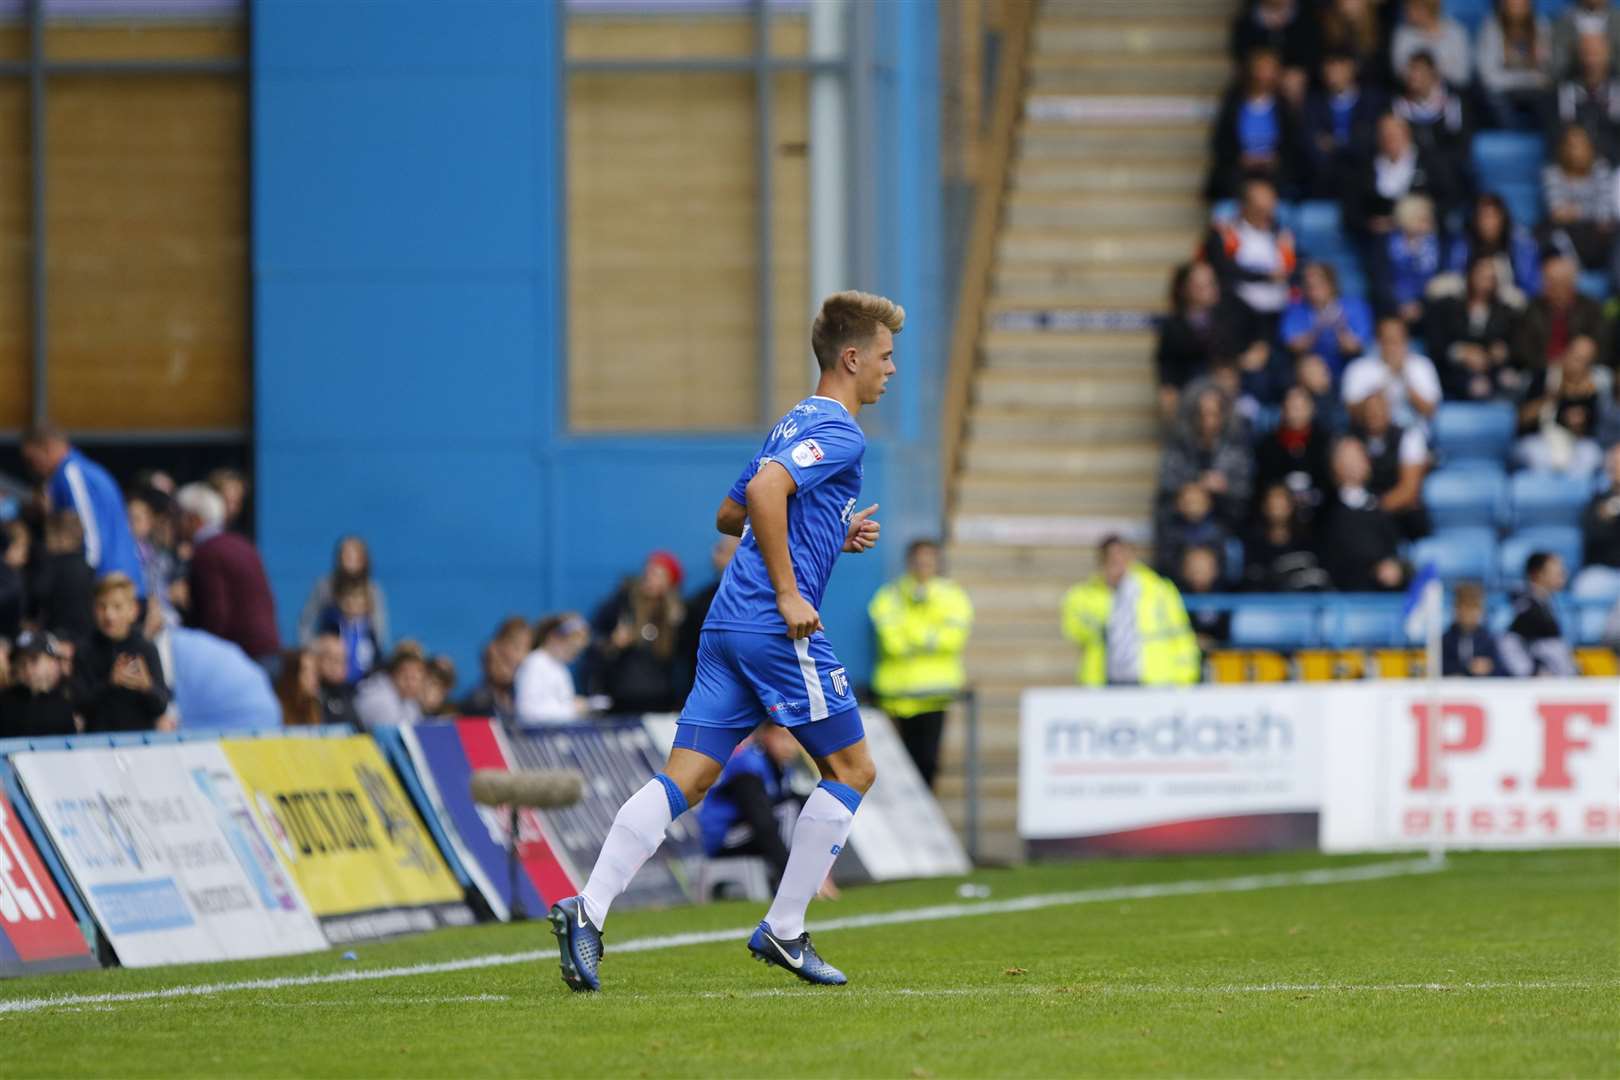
[0,710,966,976]
[1019,679,1620,857]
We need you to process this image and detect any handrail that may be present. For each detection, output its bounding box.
[939,0,1036,522]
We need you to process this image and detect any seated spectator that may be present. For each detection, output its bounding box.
[19,426,144,598]
[1426,254,1523,400]
[1386,194,1444,328]
[207,468,249,533]
[314,575,382,683]
[515,612,591,725]
[421,655,457,719]
[491,615,535,675]
[1304,49,1384,197]
[1344,114,1455,306]
[1182,356,1259,435]
[1231,0,1321,102]
[1156,262,1243,422]
[297,535,391,649]
[353,643,425,729]
[29,511,94,647]
[1256,385,1335,521]
[1515,333,1609,475]
[1541,125,1617,273]
[1479,0,1553,130]
[1201,176,1297,352]
[1546,31,1620,165]
[696,724,823,898]
[0,631,75,738]
[1442,581,1503,677]
[1500,552,1577,676]
[1318,437,1408,591]
[152,613,281,732]
[1060,536,1200,687]
[1351,390,1432,539]
[176,483,280,665]
[1158,386,1255,528]
[1552,0,1620,82]
[1207,46,1308,200]
[1342,316,1442,430]
[1157,483,1231,582]
[586,552,687,714]
[1177,545,1232,652]
[125,485,179,616]
[1244,483,1332,591]
[273,648,323,726]
[71,573,168,733]
[1576,444,1620,597]
[1319,0,1392,88]
[1517,254,1611,367]
[1281,261,1374,387]
[678,535,739,703]
[459,639,518,719]
[0,521,23,642]
[1445,193,1541,305]
[1392,0,1472,90]
[1392,52,1472,215]
[314,631,358,726]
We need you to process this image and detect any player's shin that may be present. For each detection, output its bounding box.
[579,774,687,927]
[763,780,860,939]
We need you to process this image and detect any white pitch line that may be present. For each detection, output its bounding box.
[0,857,1446,1018]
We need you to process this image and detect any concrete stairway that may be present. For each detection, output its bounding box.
[939,0,1237,864]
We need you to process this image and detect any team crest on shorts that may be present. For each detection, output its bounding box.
[791,439,825,467]
[830,667,848,697]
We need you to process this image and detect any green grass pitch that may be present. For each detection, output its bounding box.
[3,849,1615,1077]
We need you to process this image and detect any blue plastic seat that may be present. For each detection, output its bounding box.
[1485,178,1542,226]
[1578,603,1613,645]
[1423,467,1508,529]
[1333,602,1411,648]
[1433,402,1516,464]
[1472,133,1546,186]
[1510,471,1593,528]
[1499,525,1584,587]
[1229,605,1318,648]
[1411,527,1499,584]
[1572,563,1620,602]
[1297,200,1346,255]
[1578,269,1612,300]
[1445,0,1496,33]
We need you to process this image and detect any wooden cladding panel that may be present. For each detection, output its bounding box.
[567,13,805,61]
[44,23,246,62]
[0,80,26,429]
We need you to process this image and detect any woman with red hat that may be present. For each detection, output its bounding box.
[585,550,687,714]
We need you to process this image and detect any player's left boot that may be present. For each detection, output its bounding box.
[548,896,604,992]
[747,921,847,986]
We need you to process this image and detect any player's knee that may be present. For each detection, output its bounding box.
[832,757,875,795]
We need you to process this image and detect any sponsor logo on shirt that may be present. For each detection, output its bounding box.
[790,439,825,468]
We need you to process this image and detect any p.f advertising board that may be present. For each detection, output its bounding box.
[0,789,96,976]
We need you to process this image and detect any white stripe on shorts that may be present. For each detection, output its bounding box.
[792,637,829,721]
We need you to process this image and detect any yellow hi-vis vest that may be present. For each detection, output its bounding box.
[868,574,974,718]
[1060,563,1201,687]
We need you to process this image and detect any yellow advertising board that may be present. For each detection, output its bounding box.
[221,736,470,942]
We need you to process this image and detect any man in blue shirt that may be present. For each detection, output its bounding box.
[550,290,901,992]
[698,724,811,895]
[21,427,145,599]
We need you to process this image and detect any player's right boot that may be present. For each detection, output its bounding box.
[548,897,604,992]
[747,921,847,986]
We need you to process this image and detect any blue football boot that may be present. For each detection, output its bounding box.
[747,921,847,986]
[548,897,604,992]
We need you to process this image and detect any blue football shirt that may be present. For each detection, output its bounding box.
[703,395,865,636]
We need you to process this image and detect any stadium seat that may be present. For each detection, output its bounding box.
[1471,133,1545,187]
[1485,179,1542,226]
[1578,269,1612,300]
[1432,402,1516,464]
[1572,563,1620,602]
[1331,601,1411,648]
[1578,603,1613,645]
[1296,200,1346,255]
[1444,0,1495,32]
[1411,527,1499,584]
[1423,467,1507,529]
[1229,606,1318,648]
[1509,471,1592,528]
[1499,525,1584,587]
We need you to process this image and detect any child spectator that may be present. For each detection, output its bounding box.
[125,486,179,615]
[516,613,592,726]
[1157,483,1231,584]
[313,631,358,726]
[1500,553,1577,676]
[1426,254,1522,401]
[1244,484,1331,591]
[1303,50,1384,197]
[31,511,95,647]
[1515,333,1609,475]
[297,535,391,649]
[1256,385,1335,519]
[491,615,535,673]
[314,575,381,683]
[1281,261,1374,386]
[1386,195,1444,328]
[1392,0,1472,89]
[1541,125,1617,274]
[1479,0,1552,129]
[1208,46,1308,200]
[0,632,76,738]
[1177,545,1232,651]
[420,655,458,719]
[273,647,323,726]
[459,639,517,719]
[1442,582,1503,677]
[353,643,426,730]
[70,573,169,733]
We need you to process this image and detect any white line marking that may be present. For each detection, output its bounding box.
[667,980,1613,1001]
[0,857,1446,1017]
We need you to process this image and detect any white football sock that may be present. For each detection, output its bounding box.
[763,783,858,940]
[579,778,679,928]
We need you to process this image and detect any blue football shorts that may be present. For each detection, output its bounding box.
[675,628,865,762]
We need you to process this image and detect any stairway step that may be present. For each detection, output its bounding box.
[1019,122,1208,159]
[954,475,1152,518]
[1040,0,1242,19]
[998,227,1199,266]
[1027,59,1229,97]
[993,263,1168,302]
[963,440,1162,478]
[947,541,1099,578]
[967,650,1077,683]
[1012,164,1205,197]
[974,370,1156,409]
[982,328,1158,369]
[966,406,1159,443]
[1005,192,1210,230]
[1032,17,1228,56]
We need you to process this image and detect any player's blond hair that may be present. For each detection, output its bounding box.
[810,290,904,372]
[94,571,137,603]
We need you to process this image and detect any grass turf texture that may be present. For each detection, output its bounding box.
[2,849,1615,1078]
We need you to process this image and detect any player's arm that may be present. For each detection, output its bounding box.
[715,496,747,537]
[745,462,821,639]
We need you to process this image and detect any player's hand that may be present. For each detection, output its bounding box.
[842,503,880,554]
[777,592,822,639]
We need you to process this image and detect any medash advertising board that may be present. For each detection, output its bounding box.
[0,790,96,976]
[1019,686,1324,856]
[1320,679,1620,851]
[12,744,328,968]
[221,736,473,943]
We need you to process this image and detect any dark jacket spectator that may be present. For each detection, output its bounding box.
[177,483,280,662]
[1207,46,1309,200]
[30,512,96,646]
[1256,386,1335,520]
[1500,554,1577,676]
[1156,483,1231,582]
[1319,0,1394,88]
[1343,113,1455,243]
[1231,0,1321,78]
[297,535,391,649]
[1479,0,1553,129]
[587,552,687,714]
[1177,545,1233,650]
[71,574,168,733]
[20,427,145,597]
[1391,0,1472,89]
[1303,50,1385,198]
[1391,52,1472,219]
[1425,255,1523,401]
[1317,437,1407,591]
[0,632,76,738]
[1584,446,1620,569]
[1351,392,1432,541]
[1158,385,1255,528]
[1546,29,1620,163]
[313,575,382,683]
[1446,192,1542,302]
[460,639,518,720]
[314,631,359,726]
[1442,583,1503,677]
[1244,484,1331,591]
[1515,255,1610,368]
[0,522,24,643]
